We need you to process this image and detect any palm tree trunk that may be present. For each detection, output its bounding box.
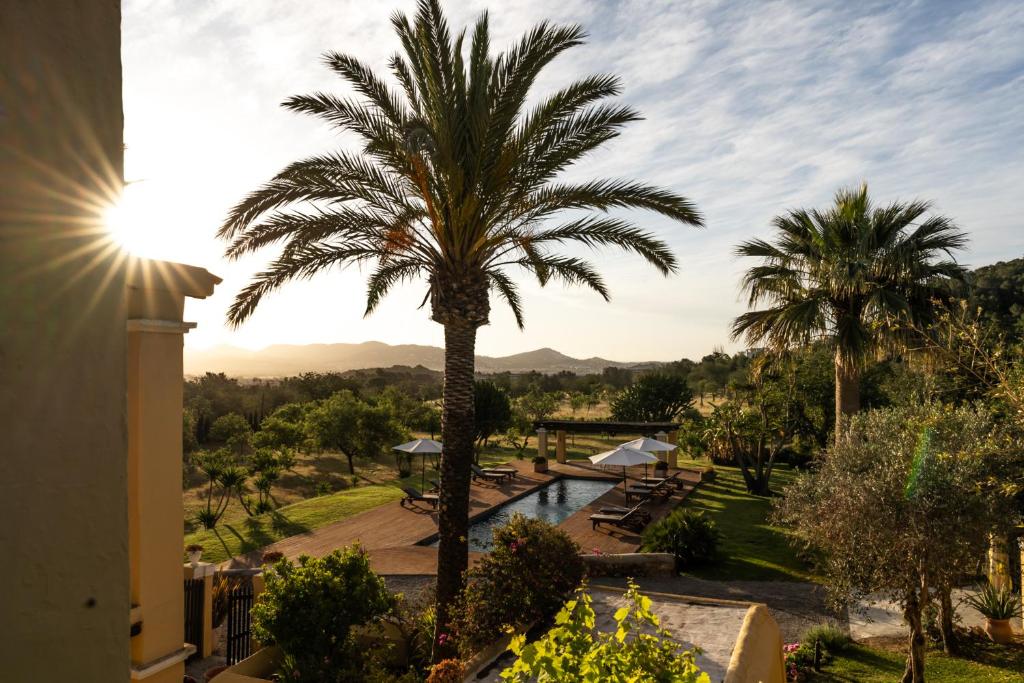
[834,350,860,445]
[434,320,477,662]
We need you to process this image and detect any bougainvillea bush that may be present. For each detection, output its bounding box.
[454,513,585,654]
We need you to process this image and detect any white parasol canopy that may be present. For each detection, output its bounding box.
[393,439,443,454]
[393,439,443,489]
[589,446,658,484]
[620,437,676,452]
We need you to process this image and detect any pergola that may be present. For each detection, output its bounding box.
[532,420,682,467]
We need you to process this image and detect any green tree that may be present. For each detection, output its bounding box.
[208,412,253,454]
[774,405,1016,682]
[732,184,967,443]
[473,380,512,453]
[215,1,701,654]
[610,373,693,422]
[307,390,408,475]
[252,547,395,682]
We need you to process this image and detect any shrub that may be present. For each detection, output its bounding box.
[532,455,547,464]
[800,623,851,653]
[501,581,709,682]
[654,459,669,472]
[454,514,584,654]
[251,546,394,682]
[641,508,719,570]
[426,659,465,683]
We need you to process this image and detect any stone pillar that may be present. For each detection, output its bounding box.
[666,430,679,469]
[127,261,219,683]
[556,430,567,464]
[655,431,669,465]
[183,563,216,658]
[987,534,1011,592]
[1019,537,1024,632]
[536,427,549,461]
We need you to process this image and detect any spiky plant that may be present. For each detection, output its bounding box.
[217,0,702,656]
[731,184,966,443]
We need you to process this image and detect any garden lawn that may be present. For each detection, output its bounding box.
[679,462,817,582]
[815,642,1024,682]
[185,484,403,564]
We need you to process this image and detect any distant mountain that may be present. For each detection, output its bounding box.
[184,341,661,378]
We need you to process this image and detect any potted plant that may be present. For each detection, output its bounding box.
[186,544,203,565]
[532,455,548,473]
[654,459,669,474]
[964,583,1021,644]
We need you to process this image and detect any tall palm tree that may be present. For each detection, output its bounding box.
[732,184,967,443]
[217,0,702,656]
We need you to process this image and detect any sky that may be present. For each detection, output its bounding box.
[119,0,1024,362]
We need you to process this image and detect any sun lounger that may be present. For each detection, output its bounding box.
[485,466,518,479]
[590,502,650,530]
[472,464,511,483]
[639,471,684,489]
[400,486,439,508]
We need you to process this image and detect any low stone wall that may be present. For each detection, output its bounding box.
[581,552,676,577]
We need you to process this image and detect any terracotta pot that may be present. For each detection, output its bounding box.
[188,550,202,565]
[534,463,548,473]
[984,618,1014,644]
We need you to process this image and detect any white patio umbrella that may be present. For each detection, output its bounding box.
[620,437,676,477]
[393,439,443,490]
[589,446,658,486]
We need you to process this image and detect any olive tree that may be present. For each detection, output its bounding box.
[774,405,1015,682]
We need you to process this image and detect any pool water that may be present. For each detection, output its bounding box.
[435,477,616,552]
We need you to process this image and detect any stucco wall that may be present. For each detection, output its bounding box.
[0,1,129,680]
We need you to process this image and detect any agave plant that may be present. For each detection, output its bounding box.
[964,583,1021,620]
[217,0,702,654]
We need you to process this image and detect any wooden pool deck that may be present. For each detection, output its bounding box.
[222,459,703,575]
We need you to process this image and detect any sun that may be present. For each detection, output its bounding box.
[103,184,159,257]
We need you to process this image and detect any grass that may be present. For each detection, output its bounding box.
[678,461,817,582]
[814,642,1024,682]
[185,485,404,564]
[183,443,515,564]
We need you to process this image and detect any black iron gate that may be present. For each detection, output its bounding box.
[226,580,255,665]
[183,578,204,661]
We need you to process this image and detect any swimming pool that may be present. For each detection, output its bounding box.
[432,477,616,552]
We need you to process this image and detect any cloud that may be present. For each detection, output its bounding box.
[121,0,1024,361]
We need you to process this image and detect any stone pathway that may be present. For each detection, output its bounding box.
[594,575,843,643]
[848,588,993,640]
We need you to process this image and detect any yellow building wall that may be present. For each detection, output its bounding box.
[0,0,129,680]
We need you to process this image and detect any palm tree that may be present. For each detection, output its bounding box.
[731,184,966,443]
[217,0,702,656]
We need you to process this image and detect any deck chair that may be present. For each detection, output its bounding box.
[400,486,439,508]
[625,478,671,503]
[471,464,511,483]
[639,471,684,490]
[484,466,518,479]
[590,502,650,530]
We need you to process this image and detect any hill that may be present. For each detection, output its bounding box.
[184,341,660,377]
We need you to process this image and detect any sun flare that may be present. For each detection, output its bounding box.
[104,184,158,257]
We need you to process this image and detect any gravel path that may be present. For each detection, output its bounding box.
[594,575,847,643]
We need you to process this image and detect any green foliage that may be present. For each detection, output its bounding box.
[209,412,253,454]
[775,404,1017,679]
[641,508,719,570]
[254,404,309,450]
[500,582,710,683]
[251,547,394,682]
[610,373,693,422]
[455,514,585,653]
[800,623,851,653]
[963,583,1021,620]
[306,390,409,474]
[969,256,1024,342]
[474,380,513,448]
